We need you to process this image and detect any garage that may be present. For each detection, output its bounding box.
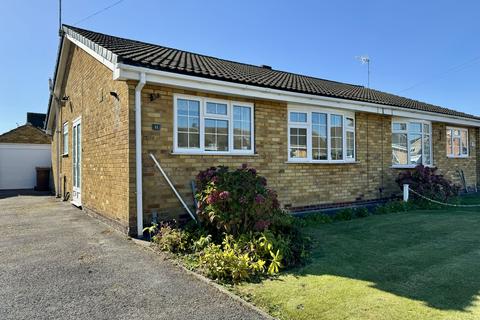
[0,143,51,190]
[0,123,51,190]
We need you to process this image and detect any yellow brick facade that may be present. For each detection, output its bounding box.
[51,45,479,234]
[51,46,132,233]
[136,85,478,222]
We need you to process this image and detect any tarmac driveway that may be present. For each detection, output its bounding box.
[0,193,267,320]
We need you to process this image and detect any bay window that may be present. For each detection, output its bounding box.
[288,107,355,163]
[392,119,432,167]
[174,95,254,154]
[446,127,468,157]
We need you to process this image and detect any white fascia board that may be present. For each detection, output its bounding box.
[64,33,117,71]
[114,63,480,127]
[46,31,118,131]
[46,38,71,131]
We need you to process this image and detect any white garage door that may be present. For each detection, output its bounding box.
[0,143,52,190]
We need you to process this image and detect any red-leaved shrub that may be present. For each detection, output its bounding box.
[195,164,281,236]
[396,165,460,202]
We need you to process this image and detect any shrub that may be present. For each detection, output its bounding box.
[195,165,281,236]
[199,233,282,283]
[152,223,190,253]
[396,165,460,202]
[301,213,333,225]
[267,212,311,267]
[334,208,355,221]
[374,205,389,215]
[355,207,370,218]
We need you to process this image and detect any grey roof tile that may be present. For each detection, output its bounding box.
[64,25,479,121]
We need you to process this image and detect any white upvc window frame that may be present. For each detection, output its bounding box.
[173,94,254,155]
[446,127,469,158]
[391,117,433,168]
[62,122,69,156]
[287,105,356,163]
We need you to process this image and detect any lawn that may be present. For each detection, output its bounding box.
[236,196,480,320]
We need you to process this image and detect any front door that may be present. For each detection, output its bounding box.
[72,117,82,206]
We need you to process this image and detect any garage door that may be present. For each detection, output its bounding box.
[0,143,51,190]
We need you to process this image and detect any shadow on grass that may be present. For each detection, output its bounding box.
[288,208,480,311]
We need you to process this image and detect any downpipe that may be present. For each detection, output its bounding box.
[135,72,146,237]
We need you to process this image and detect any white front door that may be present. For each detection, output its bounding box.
[72,117,82,206]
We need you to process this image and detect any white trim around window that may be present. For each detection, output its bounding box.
[62,122,69,156]
[173,94,255,155]
[391,117,433,168]
[446,127,469,158]
[287,105,356,163]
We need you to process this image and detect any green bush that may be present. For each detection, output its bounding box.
[268,212,311,267]
[199,233,282,283]
[355,207,370,218]
[334,208,355,221]
[301,213,333,225]
[153,224,190,253]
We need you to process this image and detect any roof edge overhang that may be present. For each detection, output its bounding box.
[45,26,118,131]
[46,25,480,128]
[114,63,480,127]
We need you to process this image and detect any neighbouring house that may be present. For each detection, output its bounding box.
[0,114,51,190]
[45,25,480,236]
[26,112,47,129]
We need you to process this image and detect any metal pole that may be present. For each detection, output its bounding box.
[367,60,370,88]
[149,153,197,222]
[59,0,62,36]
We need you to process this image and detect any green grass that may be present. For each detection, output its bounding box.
[236,195,480,320]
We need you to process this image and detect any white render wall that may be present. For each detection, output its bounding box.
[0,143,51,190]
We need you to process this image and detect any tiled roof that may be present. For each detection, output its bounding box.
[64,25,480,121]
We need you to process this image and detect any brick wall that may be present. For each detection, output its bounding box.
[432,123,478,188]
[0,124,50,144]
[136,85,479,223]
[51,45,133,233]
[136,85,401,222]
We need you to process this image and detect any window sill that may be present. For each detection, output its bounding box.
[286,160,360,165]
[447,155,469,159]
[171,152,259,157]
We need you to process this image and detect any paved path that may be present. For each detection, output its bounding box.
[0,194,266,320]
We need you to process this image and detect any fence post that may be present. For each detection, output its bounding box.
[403,184,410,202]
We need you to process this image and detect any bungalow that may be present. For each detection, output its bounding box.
[45,25,480,236]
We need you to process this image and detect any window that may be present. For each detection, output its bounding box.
[62,122,68,155]
[446,127,468,157]
[392,119,432,167]
[174,95,254,154]
[233,105,252,151]
[288,107,355,162]
[177,99,200,149]
[346,117,355,160]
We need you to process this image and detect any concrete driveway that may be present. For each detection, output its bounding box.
[0,194,267,320]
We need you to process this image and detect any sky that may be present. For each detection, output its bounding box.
[0,0,479,134]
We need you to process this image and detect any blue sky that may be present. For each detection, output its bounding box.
[1,0,479,134]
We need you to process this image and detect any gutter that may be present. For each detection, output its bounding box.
[135,72,146,237]
[114,63,480,128]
